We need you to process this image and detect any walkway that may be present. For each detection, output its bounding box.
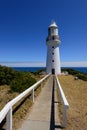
[18,75,61,130]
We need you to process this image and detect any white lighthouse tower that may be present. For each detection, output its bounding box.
[46,21,61,74]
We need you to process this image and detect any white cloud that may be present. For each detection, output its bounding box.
[0,62,46,67]
[61,61,87,67]
[0,61,87,67]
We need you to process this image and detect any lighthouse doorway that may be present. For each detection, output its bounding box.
[52,68,55,74]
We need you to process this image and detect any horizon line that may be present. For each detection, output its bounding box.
[0,61,87,67]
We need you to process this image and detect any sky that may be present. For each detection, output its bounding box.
[0,0,87,67]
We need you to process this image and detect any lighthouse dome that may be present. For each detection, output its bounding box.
[49,21,58,28]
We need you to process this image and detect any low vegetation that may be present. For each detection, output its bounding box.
[0,65,46,130]
[0,65,36,92]
[62,68,87,81]
[58,75,87,130]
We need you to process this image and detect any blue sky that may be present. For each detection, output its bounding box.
[0,0,87,67]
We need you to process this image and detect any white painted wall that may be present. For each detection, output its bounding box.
[46,44,61,74]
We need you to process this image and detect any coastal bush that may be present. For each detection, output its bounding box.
[62,68,87,81]
[77,74,87,81]
[32,68,46,75]
[62,68,81,75]
[0,65,36,92]
[0,65,15,85]
[10,72,36,92]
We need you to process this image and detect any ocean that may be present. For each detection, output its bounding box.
[12,67,87,74]
[62,67,87,74]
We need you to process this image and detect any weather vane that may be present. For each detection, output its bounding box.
[51,19,55,24]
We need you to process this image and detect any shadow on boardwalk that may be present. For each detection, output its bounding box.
[50,76,62,130]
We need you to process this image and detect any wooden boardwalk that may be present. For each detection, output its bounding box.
[18,75,61,130]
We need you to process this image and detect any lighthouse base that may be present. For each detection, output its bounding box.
[46,68,61,75]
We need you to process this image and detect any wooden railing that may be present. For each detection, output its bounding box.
[0,74,50,130]
[55,75,69,127]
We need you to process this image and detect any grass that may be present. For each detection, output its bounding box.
[13,77,48,130]
[0,85,18,110]
[58,75,87,130]
[0,74,48,130]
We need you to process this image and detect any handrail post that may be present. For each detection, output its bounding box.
[6,108,12,130]
[32,88,34,103]
[62,105,67,127]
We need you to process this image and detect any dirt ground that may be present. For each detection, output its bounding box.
[58,75,87,130]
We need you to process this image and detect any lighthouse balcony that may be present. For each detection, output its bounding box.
[46,35,59,42]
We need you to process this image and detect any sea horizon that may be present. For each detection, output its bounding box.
[12,67,87,74]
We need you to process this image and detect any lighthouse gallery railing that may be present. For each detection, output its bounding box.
[0,74,50,130]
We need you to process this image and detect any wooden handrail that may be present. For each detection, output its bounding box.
[55,75,69,127]
[0,74,50,130]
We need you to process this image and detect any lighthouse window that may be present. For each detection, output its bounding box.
[52,60,54,62]
[52,52,54,55]
[52,46,54,48]
[52,36,55,40]
[51,28,54,34]
[48,28,51,35]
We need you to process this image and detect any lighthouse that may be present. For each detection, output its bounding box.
[46,22,61,74]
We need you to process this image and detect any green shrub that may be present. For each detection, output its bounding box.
[62,68,87,81]
[0,65,36,92]
[77,74,87,81]
[10,73,36,93]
